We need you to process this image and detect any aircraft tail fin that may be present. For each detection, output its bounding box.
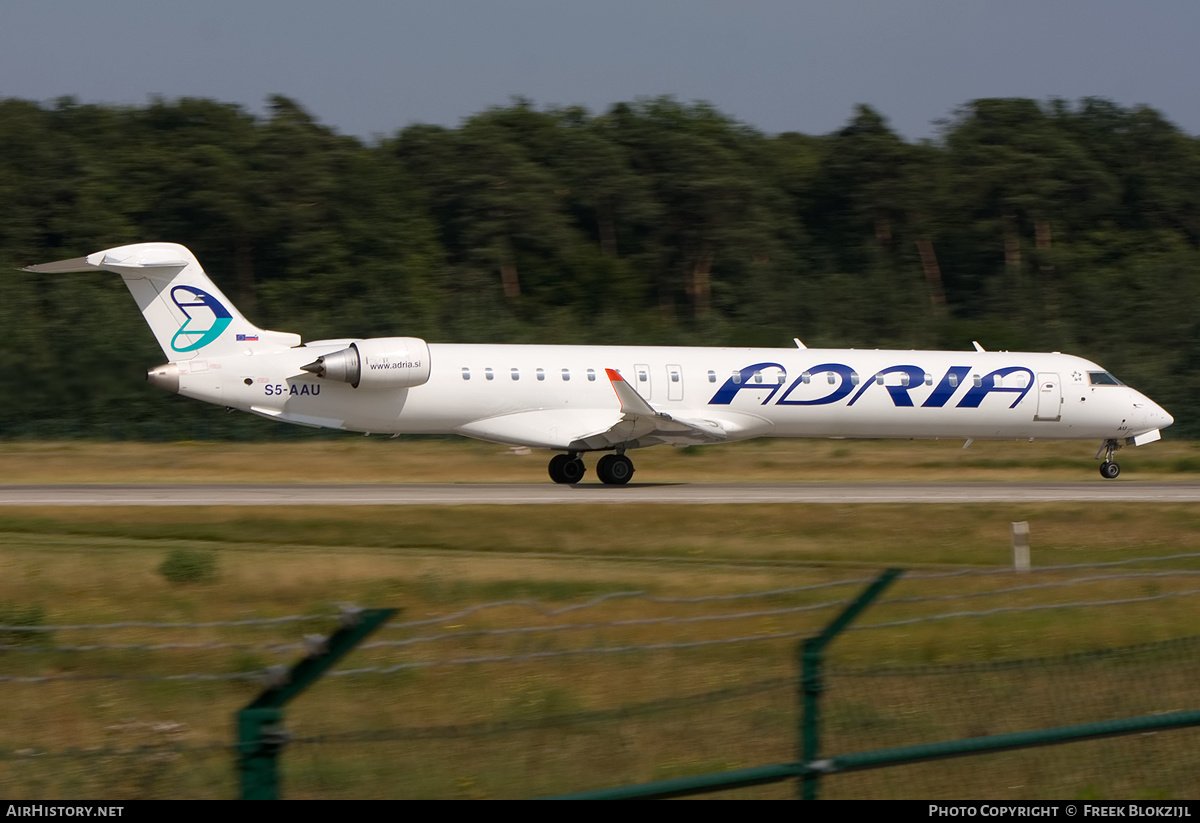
[22,242,300,360]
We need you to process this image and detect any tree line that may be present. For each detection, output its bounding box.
[1,94,1197,438]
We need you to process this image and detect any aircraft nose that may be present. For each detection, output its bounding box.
[1159,405,1175,429]
[1140,398,1173,430]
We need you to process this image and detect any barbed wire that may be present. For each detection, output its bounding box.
[880,570,1200,606]
[330,631,817,674]
[0,741,233,761]
[0,641,303,654]
[903,552,1200,579]
[2,588,1198,680]
[2,564,1199,651]
[832,633,1200,677]
[0,671,264,684]
[0,614,332,632]
[387,556,1200,629]
[853,587,1200,631]
[361,601,846,649]
[385,578,877,630]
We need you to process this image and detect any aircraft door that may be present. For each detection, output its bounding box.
[666,364,683,401]
[1035,373,1062,421]
[633,363,653,400]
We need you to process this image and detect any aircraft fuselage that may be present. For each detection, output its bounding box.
[174,343,1170,448]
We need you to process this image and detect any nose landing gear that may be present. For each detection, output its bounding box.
[1097,439,1122,479]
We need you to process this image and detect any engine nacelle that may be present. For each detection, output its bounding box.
[301,337,431,389]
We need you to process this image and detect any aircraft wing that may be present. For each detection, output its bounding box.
[453,368,748,451]
[579,368,728,449]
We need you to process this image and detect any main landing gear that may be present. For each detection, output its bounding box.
[548,453,586,484]
[1097,439,1121,479]
[596,453,635,485]
[547,452,635,485]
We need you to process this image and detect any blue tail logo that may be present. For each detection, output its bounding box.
[170,286,232,352]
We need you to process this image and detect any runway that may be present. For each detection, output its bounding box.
[2,482,1200,506]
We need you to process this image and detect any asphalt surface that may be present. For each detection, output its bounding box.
[1,482,1199,505]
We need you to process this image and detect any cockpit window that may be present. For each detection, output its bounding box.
[1088,372,1124,386]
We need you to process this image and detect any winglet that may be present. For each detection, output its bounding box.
[606,368,659,417]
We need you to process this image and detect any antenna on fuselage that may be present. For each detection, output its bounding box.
[972,341,986,352]
[793,338,807,349]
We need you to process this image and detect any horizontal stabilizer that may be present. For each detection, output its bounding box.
[22,247,190,275]
[21,256,95,274]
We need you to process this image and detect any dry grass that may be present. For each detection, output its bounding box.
[1,436,1199,484]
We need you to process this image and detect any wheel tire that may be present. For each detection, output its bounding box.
[1100,461,1121,480]
[597,454,634,485]
[560,457,585,484]
[548,454,573,484]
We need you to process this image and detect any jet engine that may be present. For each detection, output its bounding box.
[301,337,431,389]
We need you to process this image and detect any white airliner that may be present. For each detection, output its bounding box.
[24,242,1173,483]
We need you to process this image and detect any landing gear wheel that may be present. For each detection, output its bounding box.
[548,454,585,484]
[596,453,635,485]
[1096,439,1122,480]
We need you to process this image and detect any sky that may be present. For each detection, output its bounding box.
[3,1,1199,142]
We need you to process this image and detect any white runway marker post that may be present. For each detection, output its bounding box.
[1012,520,1031,572]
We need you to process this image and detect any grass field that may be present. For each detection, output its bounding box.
[2,435,1200,484]
[0,438,1197,799]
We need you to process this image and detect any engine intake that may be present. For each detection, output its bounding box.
[301,337,431,389]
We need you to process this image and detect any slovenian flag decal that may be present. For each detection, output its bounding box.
[236,333,259,342]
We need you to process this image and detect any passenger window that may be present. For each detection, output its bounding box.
[707,370,716,383]
[671,372,680,383]
[638,370,648,383]
[875,375,885,385]
[536,368,545,381]
[924,373,933,386]
[828,373,837,385]
[562,368,570,381]
[485,368,494,381]
[511,368,520,381]
[733,372,741,384]
[973,374,982,388]
[753,370,763,384]
[461,367,471,381]
[948,374,958,388]
[900,374,910,387]
[851,373,860,386]
[587,369,596,382]
[801,372,811,384]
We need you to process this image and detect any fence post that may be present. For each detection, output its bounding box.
[798,569,902,800]
[236,606,396,799]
